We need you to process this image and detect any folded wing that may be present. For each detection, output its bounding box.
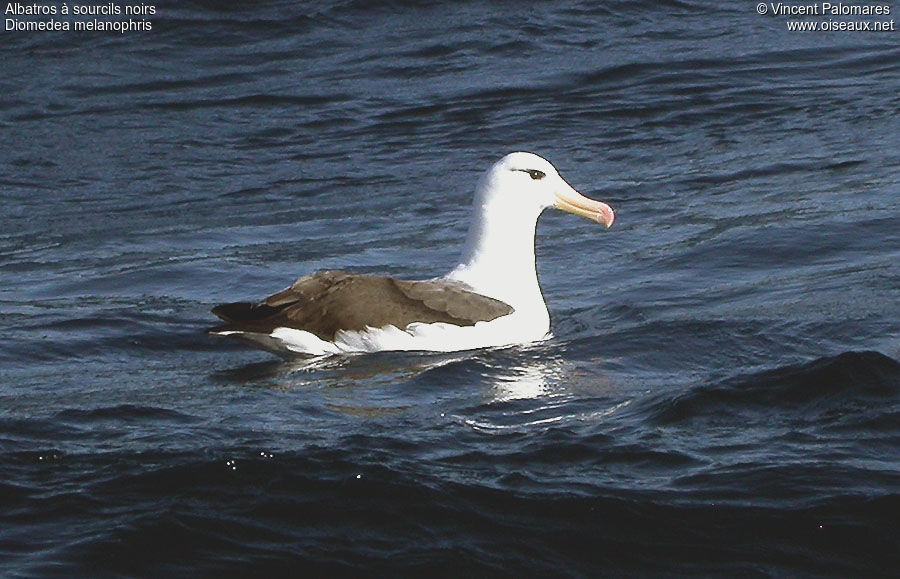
[209,270,514,341]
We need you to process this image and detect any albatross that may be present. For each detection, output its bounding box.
[209,152,615,356]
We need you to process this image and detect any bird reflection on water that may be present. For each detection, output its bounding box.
[210,345,629,428]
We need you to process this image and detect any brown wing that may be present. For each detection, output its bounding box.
[209,270,514,341]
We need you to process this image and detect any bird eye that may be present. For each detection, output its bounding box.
[517,169,545,180]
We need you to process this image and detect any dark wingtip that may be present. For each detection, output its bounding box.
[210,301,285,336]
[211,302,256,322]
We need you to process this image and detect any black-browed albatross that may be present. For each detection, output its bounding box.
[209,152,615,356]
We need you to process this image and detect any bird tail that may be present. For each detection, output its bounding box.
[208,301,282,335]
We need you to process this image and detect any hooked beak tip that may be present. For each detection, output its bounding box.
[555,188,616,229]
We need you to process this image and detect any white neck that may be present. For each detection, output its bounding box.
[446,195,548,317]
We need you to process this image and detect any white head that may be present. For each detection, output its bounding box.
[449,152,615,310]
[474,152,616,228]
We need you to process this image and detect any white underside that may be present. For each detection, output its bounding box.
[213,310,551,356]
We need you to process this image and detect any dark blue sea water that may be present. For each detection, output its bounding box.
[2,1,900,575]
